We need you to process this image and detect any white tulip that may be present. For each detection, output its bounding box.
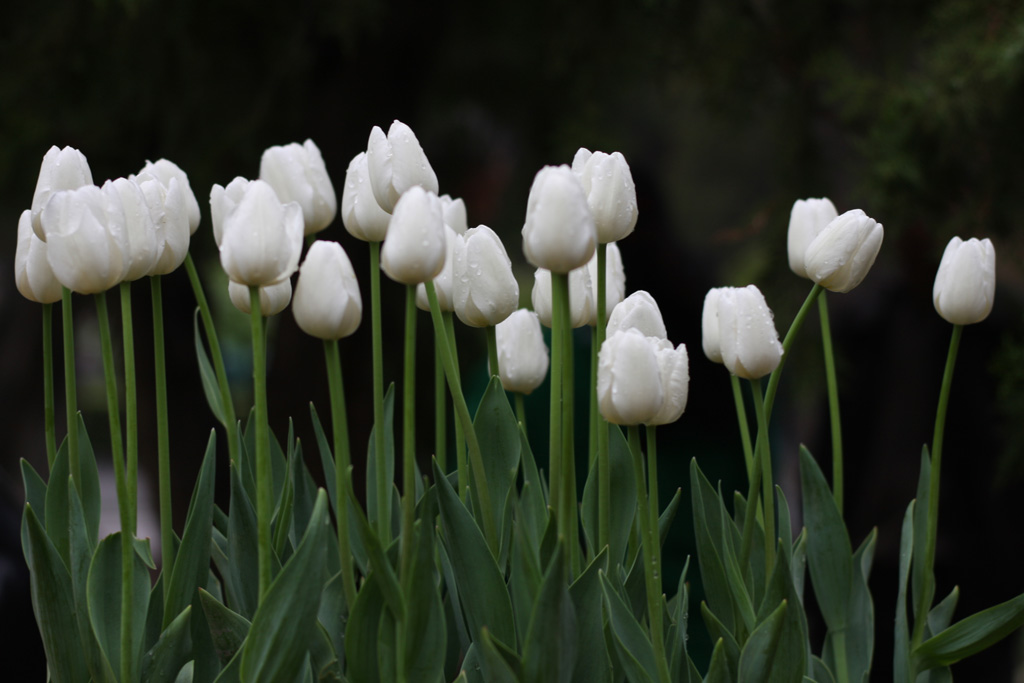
[210,177,252,247]
[229,279,292,317]
[454,225,519,327]
[787,197,837,279]
[41,185,129,294]
[136,172,191,276]
[606,290,667,339]
[217,180,304,287]
[292,241,362,340]
[495,309,549,394]
[416,226,463,312]
[31,145,93,241]
[572,148,638,244]
[532,267,594,329]
[260,139,337,235]
[340,152,392,243]
[597,328,664,426]
[139,158,202,234]
[15,210,63,304]
[381,187,446,285]
[585,241,626,324]
[714,285,783,380]
[648,339,689,426]
[933,236,996,325]
[804,209,884,293]
[366,120,439,213]
[103,178,159,282]
[441,194,468,234]
[701,287,726,364]
[521,165,596,273]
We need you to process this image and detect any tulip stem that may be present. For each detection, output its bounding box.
[425,281,498,554]
[434,336,447,473]
[249,286,272,601]
[730,373,755,486]
[42,303,56,470]
[184,253,239,466]
[818,292,844,515]
[628,426,672,683]
[913,323,963,648]
[61,288,79,490]
[401,285,417,583]
[120,282,138,533]
[152,276,175,598]
[369,241,390,543]
[764,283,823,421]
[486,325,500,379]
[548,274,564,519]
[515,392,528,434]
[95,291,133,683]
[444,312,467,502]
[324,339,358,610]
[596,244,611,553]
[751,377,776,576]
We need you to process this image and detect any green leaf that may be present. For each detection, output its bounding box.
[810,656,836,683]
[737,599,788,683]
[226,464,259,619]
[165,432,217,630]
[928,586,960,637]
[240,489,331,682]
[402,520,447,682]
[20,458,47,529]
[476,629,523,683]
[894,501,915,683]
[668,557,692,683]
[76,413,103,546]
[799,446,851,631]
[474,377,522,545]
[345,575,385,683]
[570,549,612,683]
[366,383,396,531]
[174,661,195,683]
[913,589,1024,670]
[44,439,71,566]
[522,545,576,683]
[844,528,877,683]
[351,492,404,619]
[198,588,251,665]
[517,424,548,549]
[194,309,227,427]
[600,570,657,683]
[140,605,194,683]
[318,572,347,668]
[756,542,807,683]
[581,424,637,567]
[699,602,740,677]
[22,503,90,683]
[310,402,337,514]
[433,459,516,647]
[702,638,731,683]
[509,517,543,646]
[717,485,756,635]
[689,459,735,634]
[911,447,932,623]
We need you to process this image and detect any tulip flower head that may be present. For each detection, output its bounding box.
[15,210,63,304]
[104,178,160,282]
[217,180,304,287]
[787,197,838,279]
[366,120,439,213]
[31,145,94,241]
[572,148,639,244]
[701,287,726,364]
[381,186,446,285]
[341,152,392,243]
[292,240,363,340]
[606,290,667,339]
[532,266,594,329]
[495,309,550,394]
[803,209,884,293]
[453,225,520,328]
[135,171,191,276]
[210,177,252,248]
[260,139,337,235]
[648,339,690,426]
[229,279,293,317]
[586,241,626,324]
[933,236,996,325]
[139,158,202,235]
[522,165,596,273]
[598,328,664,425]
[441,194,469,234]
[416,225,463,312]
[706,285,783,380]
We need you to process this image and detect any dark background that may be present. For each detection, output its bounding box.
[3,0,1024,679]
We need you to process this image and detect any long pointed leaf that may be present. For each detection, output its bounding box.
[913,590,1024,670]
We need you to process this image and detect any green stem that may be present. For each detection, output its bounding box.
[95,291,132,683]
[486,325,500,379]
[152,276,175,602]
[596,246,611,555]
[61,288,79,489]
[515,392,528,433]
[425,281,499,554]
[445,312,467,502]
[764,283,824,420]
[560,276,579,574]
[369,241,390,543]
[324,340,358,609]
[249,286,272,601]
[548,274,564,519]
[645,426,663,615]
[42,303,56,470]
[912,323,963,648]
[818,292,844,515]
[184,253,239,465]
[401,285,417,582]
[589,326,598,469]
[738,441,764,571]
[434,334,447,472]
[120,282,138,533]
[730,373,755,486]
[750,377,775,577]
[628,426,672,683]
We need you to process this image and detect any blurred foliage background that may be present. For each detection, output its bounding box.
[3,0,1024,678]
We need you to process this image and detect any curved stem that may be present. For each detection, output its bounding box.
[61,288,79,488]
[818,292,844,515]
[912,323,963,647]
[751,377,775,576]
[444,312,467,502]
[730,373,755,485]
[400,285,417,582]
[42,303,56,470]
[249,286,272,601]
[120,282,138,533]
[152,276,174,601]
[763,283,823,420]
[369,241,390,543]
[434,335,447,472]
[324,340,358,609]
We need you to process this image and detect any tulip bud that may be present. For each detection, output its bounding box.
[803,209,883,293]
[104,178,159,281]
[260,139,337,235]
[138,158,202,235]
[341,152,392,243]
[441,194,468,234]
[701,287,725,364]
[531,267,594,328]
[597,329,664,425]
[366,120,439,213]
[572,148,638,244]
[606,290,667,339]
[292,241,362,340]
[932,236,996,325]
[229,279,292,317]
[416,226,463,312]
[218,180,304,287]
[648,339,689,426]
[585,241,626,324]
[381,186,446,285]
[711,285,783,380]
[453,225,520,327]
[787,197,837,279]
[495,309,550,394]
[521,165,596,273]
[31,145,94,241]
[136,172,191,276]
[41,185,130,294]
[15,210,63,304]
[210,177,251,247]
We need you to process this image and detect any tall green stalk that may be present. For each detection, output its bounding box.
[369,241,390,542]
[912,323,963,648]
[42,303,56,469]
[324,339,357,609]
[486,324,499,379]
[548,274,565,520]
[764,283,823,419]
[249,286,272,601]
[152,276,174,593]
[444,312,468,501]
[750,377,775,576]
[818,292,844,515]
[558,275,580,574]
[730,373,755,486]
[61,287,79,489]
[515,392,527,433]
[120,282,138,532]
[596,243,611,554]
[434,337,447,473]
[400,285,417,582]
[95,291,132,683]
